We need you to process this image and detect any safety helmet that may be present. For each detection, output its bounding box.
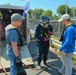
[40,16,50,25]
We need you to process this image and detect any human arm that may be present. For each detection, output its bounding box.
[34,25,44,40]
[59,27,74,51]
[11,42,19,57]
[10,30,19,57]
[48,25,53,35]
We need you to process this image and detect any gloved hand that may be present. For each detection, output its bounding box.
[16,56,27,75]
[44,38,48,41]
[16,56,22,66]
[49,32,53,35]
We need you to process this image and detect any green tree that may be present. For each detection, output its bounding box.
[5,3,10,5]
[29,9,44,21]
[57,5,71,15]
[70,7,76,18]
[43,10,52,18]
[31,8,44,20]
[29,9,34,18]
[52,14,58,20]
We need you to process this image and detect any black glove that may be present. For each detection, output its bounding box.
[15,56,27,75]
[16,56,22,66]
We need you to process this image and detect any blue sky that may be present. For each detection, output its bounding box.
[0,0,76,14]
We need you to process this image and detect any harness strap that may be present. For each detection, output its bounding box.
[8,28,24,46]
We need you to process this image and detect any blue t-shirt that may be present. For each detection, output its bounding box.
[5,29,21,55]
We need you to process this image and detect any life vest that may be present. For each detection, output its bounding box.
[8,28,24,46]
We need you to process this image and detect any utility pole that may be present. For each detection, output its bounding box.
[66,0,68,14]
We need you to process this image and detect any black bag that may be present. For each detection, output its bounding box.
[16,65,27,75]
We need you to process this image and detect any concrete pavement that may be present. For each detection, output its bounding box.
[0,41,76,75]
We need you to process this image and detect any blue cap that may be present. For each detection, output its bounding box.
[11,13,25,22]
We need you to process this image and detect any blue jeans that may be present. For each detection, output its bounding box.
[7,50,22,75]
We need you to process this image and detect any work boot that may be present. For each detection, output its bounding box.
[38,61,41,67]
[44,62,49,67]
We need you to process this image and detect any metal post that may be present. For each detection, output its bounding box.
[66,0,68,14]
[58,14,61,39]
[26,12,30,41]
[58,22,60,39]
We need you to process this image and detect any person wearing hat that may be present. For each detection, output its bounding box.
[5,13,27,75]
[58,14,76,75]
[34,16,53,68]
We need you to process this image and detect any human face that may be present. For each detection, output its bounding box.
[42,22,49,28]
[42,24,48,29]
[61,20,66,27]
[17,21,23,26]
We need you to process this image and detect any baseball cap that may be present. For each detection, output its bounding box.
[58,14,70,22]
[11,13,25,22]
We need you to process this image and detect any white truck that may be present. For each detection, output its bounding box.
[0,5,34,74]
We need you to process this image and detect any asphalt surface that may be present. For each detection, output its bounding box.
[1,41,76,75]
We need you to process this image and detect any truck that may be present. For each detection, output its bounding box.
[0,5,34,74]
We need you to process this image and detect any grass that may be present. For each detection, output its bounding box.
[72,54,76,65]
[50,43,59,50]
[51,43,76,65]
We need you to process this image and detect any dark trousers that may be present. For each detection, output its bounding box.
[37,41,49,63]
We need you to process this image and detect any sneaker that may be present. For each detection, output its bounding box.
[58,69,65,74]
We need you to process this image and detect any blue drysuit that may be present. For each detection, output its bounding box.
[34,24,53,63]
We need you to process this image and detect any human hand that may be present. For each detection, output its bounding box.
[16,56,22,66]
[57,50,61,55]
[16,56,27,75]
[49,32,53,35]
[44,38,48,41]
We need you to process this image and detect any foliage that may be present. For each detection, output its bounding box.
[70,7,76,17]
[43,10,52,19]
[51,43,59,49]
[29,5,76,21]
[57,5,71,15]
[71,7,76,14]
[52,14,58,20]
[5,3,10,5]
[51,43,76,65]
[72,54,76,65]
[29,8,44,20]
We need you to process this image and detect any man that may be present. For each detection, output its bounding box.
[34,16,53,67]
[5,13,26,75]
[58,14,76,75]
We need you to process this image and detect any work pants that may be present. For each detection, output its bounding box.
[62,53,73,75]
